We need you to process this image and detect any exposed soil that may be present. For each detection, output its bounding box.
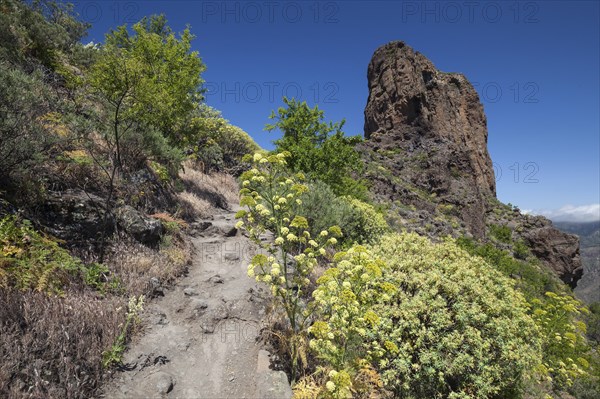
[100,208,291,398]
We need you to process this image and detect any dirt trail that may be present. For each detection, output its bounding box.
[101,208,292,399]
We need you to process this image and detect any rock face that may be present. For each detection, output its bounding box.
[37,190,163,248]
[522,224,582,287]
[39,190,114,246]
[363,41,495,237]
[362,41,582,287]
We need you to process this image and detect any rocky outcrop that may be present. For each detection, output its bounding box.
[362,41,495,237]
[38,190,163,248]
[521,224,582,287]
[485,207,583,287]
[362,41,582,287]
[40,190,113,246]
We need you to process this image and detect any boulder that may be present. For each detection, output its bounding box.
[115,205,163,246]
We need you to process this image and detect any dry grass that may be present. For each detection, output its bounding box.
[0,289,125,399]
[151,212,189,229]
[177,191,212,220]
[205,172,239,205]
[105,234,192,297]
[179,161,239,208]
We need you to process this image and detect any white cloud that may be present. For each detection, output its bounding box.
[533,204,600,222]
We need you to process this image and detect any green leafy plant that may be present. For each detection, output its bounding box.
[0,215,120,295]
[340,197,389,245]
[456,236,560,299]
[297,180,388,247]
[513,239,530,260]
[1,215,81,294]
[190,104,260,174]
[489,224,512,243]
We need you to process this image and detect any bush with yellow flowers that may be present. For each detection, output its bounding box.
[305,246,393,398]
[368,233,543,399]
[236,152,342,380]
[531,291,591,390]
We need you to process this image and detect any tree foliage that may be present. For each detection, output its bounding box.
[0,0,89,68]
[189,104,260,173]
[266,97,367,198]
[90,15,205,148]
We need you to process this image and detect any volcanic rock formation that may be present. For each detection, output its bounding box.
[361,41,582,287]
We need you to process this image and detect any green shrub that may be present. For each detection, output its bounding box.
[0,66,55,181]
[307,245,393,398]
[587,302,600,343]
[0,0,89,68]
[456,237,596,394]
[190,104,259,174]
[369,233,542,398]
[489,223,512,243]
[513,239,530,260]
[340,197,389,245]
[297,180,388,247]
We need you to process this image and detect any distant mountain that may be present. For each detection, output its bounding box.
[555,221,600,303]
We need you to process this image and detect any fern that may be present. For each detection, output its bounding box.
[0,215,115,294]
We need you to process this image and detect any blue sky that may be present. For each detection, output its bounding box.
[75,0,599,221]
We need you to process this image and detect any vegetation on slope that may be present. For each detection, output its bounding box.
[0,1,258,397]
[234,99,600,398]
[1,1,598,398]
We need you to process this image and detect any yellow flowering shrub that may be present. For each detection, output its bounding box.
[368,233,543,398]
[531,291,591,389]
[308,246,393,398]
[237,152,341,380]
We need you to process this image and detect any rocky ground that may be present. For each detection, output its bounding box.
[100,207,292,399]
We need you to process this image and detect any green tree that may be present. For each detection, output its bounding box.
[0,0,89,68]
[88,15,205,260]
[89,14,205,169]
[266,97,367,198]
